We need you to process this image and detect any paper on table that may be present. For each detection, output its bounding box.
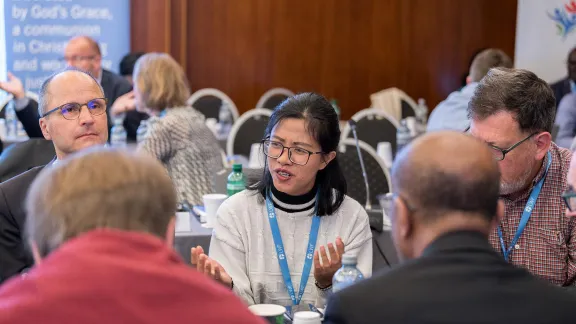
[175,212,191,232]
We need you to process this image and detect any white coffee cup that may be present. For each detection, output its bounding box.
[405,116,418,137]
[376,142,393,169]
[248,304,286,323]
[202,194,227,228]
[293,311,321,324]
[248,142,265,168]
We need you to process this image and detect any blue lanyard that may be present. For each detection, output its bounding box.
[265,191,320,306]
[497,151,552,262]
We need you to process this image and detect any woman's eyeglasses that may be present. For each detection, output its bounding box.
[262,140,323,166]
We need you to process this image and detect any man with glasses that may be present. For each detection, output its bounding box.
[323,131,576,324]
[468,67,576,286]
[0,67,108,283]
[0,36,143,142]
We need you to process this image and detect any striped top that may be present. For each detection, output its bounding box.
[139,106,223,205]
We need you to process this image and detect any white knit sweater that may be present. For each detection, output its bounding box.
[209,189,373,311]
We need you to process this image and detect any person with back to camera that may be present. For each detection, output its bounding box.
[133,52,223,206]
[191,93,373,312]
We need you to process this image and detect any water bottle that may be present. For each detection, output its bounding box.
[227,163,246,197]
[5,102,16,138]
[218,101,233,139]
[396,119,412,154]
[136,119,149,144]
[332,253,364,293]
[330,98,341,120]
[110,117,127,147]
[416,98,428,134]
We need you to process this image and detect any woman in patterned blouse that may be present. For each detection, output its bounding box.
[133,53,223,205]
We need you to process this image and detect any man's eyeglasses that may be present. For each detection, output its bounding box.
[488,132,537,161]
[62,55,97,63]
[463,126,537,161]
[42,98,108,120]
[562,185,576,211]
[262,140,323,166]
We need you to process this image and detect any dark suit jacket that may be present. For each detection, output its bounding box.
[323,231,576,324]
[15,69,147,142]
[550,77,571,110]
[0,165,45,283]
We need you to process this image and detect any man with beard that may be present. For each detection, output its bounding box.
[468,67,576,286]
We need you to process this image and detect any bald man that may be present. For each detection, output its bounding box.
[0,36,146,142]
[0,67,108,283]
[324,132,576,324]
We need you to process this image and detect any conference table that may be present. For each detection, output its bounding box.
[174,211,212,264]
[172,210,399,272]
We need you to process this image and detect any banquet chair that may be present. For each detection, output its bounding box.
[255,88,294,110]
[340,108,400,155]
[370,87,418,122]
[0,138,55,182]
[226,109,272,158]
[187,88,239,122]
[338,138,392,209]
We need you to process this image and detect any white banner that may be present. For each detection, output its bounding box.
[515,0,576,82]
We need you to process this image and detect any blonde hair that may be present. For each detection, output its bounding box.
[469,49,513,82]
[25,147,177,256]
[133,53,190,111]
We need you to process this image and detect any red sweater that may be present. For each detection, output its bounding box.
[0,229,264,324]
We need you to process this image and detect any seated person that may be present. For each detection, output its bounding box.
[134,53,223,206]
[323,131,576,324]
[192,93,373,312]
[427,48,512,132]
[554,92,576,148]
[550,47,576,110]
[0,147,263,324]
[0,36,140,141]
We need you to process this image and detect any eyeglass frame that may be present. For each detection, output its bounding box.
[41,98,108,120]
[62,55,98,63]
[261,139,324,166]
[381,192,417,218]
[562,185,576,211]
[463,126,538,161]
[487,132,538,161]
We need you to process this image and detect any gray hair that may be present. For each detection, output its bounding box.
[38,67,104,117]
[469,49,513,82]
[25,147,177,257]
[467,67,556,133]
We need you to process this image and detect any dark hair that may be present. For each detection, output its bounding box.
[467,67,556,133]
[119,52,145,76]
[248,92,347,216]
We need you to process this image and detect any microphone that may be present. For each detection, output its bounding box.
[348,120,371,210]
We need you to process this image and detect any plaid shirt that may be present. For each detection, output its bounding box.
[489,142,576,286]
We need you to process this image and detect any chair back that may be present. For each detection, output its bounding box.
[370,87,418,121]
[341,108,400,155]
[187,88,239,122]
[338,138,392,208]
[255,88,294,110]
[0,139,55,182]
[226,109,272,157]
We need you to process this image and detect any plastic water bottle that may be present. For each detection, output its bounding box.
[416,98,428,134]
[332,253,364,293]
[330,98,341,120]
[227,163,246,197]
[218,101,233,139]
[110,117,127,147]
[136,120,149,144]
[5,103,16,138]
[396,119,412,154]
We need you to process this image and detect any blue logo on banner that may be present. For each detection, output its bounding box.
[3,0,130,93]
[548,1,576,39]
